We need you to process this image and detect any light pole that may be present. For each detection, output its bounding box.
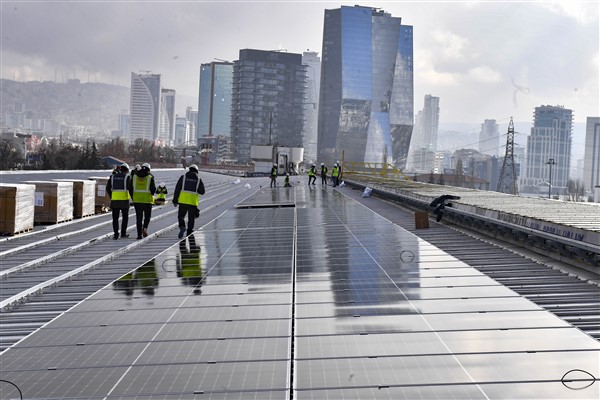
[546,158,556,199]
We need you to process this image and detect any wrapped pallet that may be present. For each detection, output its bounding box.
[23,181,74,224]
[54,179,96,218]
[88,176,111,213]
[0,183,35,235]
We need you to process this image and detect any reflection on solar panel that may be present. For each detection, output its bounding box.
[1,186,598,399]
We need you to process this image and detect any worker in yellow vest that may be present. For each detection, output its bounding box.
[155,182,168,205]
[173,164,205,239]
[332,163,340,187]
[106,163,132,240]
[308,164,317,185]
[130,162,156,240]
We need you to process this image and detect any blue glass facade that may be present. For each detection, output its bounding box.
[318,6,413,168]
[197,62,233,139]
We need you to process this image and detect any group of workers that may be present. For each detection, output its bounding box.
[271,162,343,188]
[106,163,205,241]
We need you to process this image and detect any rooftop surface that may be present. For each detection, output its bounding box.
[0,172,599,399]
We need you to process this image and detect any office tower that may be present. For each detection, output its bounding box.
[197,62,234,138]
[117,111,130,137]
[186,107,198,142]
[302,51,321,162]
[420,94,440,151]
[130,72,162,142]
[583,117,600,196]
[230,49,307,162]
[317,5,413,168]
[174,116,189,146]
[160,88,176,145]
[522,105,573,195]
[479,119,499,156]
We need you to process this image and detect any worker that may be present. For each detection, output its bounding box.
[173,164,205,239]
[106,162,131,240]
[270,163,278,188]
[284,173,292,187]
[320,163,328,185]
[332,163,340,187]
[308,164,317,185]
[130,162,156,240]
[155,182,168,205]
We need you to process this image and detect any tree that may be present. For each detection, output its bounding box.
[99,137,127,160]
[565,179,585,202]
[0,139,25,170]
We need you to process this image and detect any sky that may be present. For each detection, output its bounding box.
[2,0,598,125]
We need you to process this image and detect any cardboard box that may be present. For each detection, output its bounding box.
[54,179,96,218]
[414,211,430,229]
[88,176,111,212]
[0,183,35,235]
[23,181,74,224]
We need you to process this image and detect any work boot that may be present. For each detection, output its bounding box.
[178,227,186,239]
[121,233,129,238]
[142,228,148,237]
[113,233,119,240]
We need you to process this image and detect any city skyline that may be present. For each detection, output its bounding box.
[2,1,598,125]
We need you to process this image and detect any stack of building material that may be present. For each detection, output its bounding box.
[54,179,96,218]
[23,181,74,224]
[88,176,111,213]
[0,183,35,235]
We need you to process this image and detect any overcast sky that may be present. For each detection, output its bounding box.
[2,0,598,124]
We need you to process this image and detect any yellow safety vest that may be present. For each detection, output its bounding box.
[110,174,130,201]
[179,174,201,207]
[332,166,339,177]
[309,167,315,177]
[156,187,167,200]
[132,175,154,204]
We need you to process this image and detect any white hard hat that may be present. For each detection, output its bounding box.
[189,164,198,171]
[273,163,277,167]
[312,164,316,167]
[120,163,130,171]
[321,163,324,166]
[142,162,151,170]
[159,182,165,187]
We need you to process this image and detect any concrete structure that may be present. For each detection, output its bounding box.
[317,5,414,168]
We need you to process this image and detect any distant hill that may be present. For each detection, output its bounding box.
[1,79,198,132]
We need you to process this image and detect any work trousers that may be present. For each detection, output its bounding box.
[178,203,198,234]
[112,208,129,236]
[134,203,152,237]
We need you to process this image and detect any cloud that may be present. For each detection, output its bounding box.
[468,66,502,83]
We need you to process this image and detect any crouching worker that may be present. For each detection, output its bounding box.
[284,173,292,187]
[173,164,205,239]
[429,194,461,222]
[155,182,168,205]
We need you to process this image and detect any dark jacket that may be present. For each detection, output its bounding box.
[127,168,156,200]
[173,170,205,204]
[106,173,132,209]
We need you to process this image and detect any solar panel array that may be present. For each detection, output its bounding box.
[1,186,598,399]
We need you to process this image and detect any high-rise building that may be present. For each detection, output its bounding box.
[317,5,413,168]
[522,105,573,195]
[186,107,198,142]
[583,117,600,196]
[479,119,499,156]
[230,49,307,162]
[160,88,176,145]
[302,51,321,162]
[197,62,234,139]
[420,94,440,152]
[174,116,190,146]
[117,111,130,137]
[130,72,162,142]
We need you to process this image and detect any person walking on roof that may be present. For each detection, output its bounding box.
[173,164,205,239]
[320,163,328,185]
[106,163,132,240]
[130,162,156,240]
[308,164,317,185]
[332,163,340,187]
[270,163,278,188]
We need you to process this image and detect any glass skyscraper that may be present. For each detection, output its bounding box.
[197,62,234,139]
[317,5,413,168]
[522,105,573,195]
[130,72,162,142]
